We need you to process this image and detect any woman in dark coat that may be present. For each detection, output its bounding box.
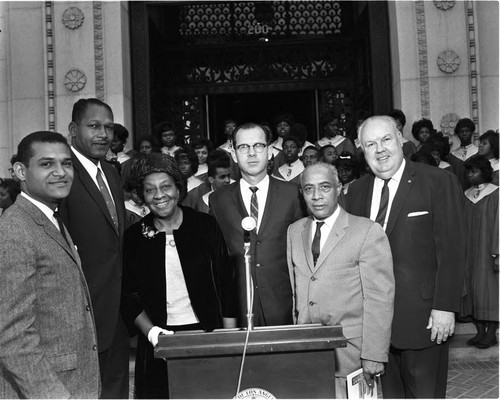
[121,153,237,398]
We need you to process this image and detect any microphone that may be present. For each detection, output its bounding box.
[240,217,256,331]
[241,216,256,244]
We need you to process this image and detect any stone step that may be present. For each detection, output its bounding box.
[449,323,499,362]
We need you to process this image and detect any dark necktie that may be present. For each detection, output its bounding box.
[96,168,119,230]
[311,221,325,265]
[53,210,70,246]
[249,186,259,226]
[375,179,391,226]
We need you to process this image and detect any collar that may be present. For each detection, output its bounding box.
[240,173,270,192]
[286,158,302,168]
[465,183,498,203]
[490,158,499,171]
[72,145,103,175]
[272,137,283,150]
[313,204,341,228]
[20,192,57,224]
[376,158,406,185]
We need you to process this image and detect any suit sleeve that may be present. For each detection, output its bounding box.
[358,222,395,363]
[0,226,70,398]
[120,226,146,336]
[432,171,467,311]
[286,224,298,324]
[208,217,237,318]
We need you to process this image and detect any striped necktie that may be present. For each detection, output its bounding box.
[249,186,259,227]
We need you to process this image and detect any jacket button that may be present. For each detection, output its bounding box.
[92,345,97,351]
[309,301,315,306]
[86,305,90,311]
[256,263,261,268]
[311,276,316,281]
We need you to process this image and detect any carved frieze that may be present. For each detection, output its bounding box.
[62,7,84,30]
[437,50,460,74]
[433,1,456,11]
[64,69,86,92]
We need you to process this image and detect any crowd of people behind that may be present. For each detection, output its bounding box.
[0,98,498,399]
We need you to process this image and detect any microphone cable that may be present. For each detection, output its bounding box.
[235,275,254,396]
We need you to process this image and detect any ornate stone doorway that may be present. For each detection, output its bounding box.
[130,1,391,146]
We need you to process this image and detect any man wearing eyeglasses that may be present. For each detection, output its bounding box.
[287,162,394,398]
[210,122,305,327]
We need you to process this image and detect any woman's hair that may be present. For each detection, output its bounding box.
[479,130,499,159]
[334,151,361,179]
[464,155,493,183]
[191,138,214,153]
[273,113,295,127]
[388,109,406,128]
[174,146,199,175]
[454,118,475,134]
[411,118,435,141]
[0,178,21,202]
[132,152,187,203]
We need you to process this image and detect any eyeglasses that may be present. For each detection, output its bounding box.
[301,184,334,196]
[235,143,267,154]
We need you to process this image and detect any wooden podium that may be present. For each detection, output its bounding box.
[155,323,346,398]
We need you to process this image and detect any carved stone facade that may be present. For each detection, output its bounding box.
[62,6,84,30]
[437,50,461,74]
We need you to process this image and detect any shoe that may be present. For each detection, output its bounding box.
[475,337,498,349]
[466,336,482,346]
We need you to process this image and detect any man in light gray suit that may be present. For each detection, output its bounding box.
[287,162,394,398]
[0,131,99,398]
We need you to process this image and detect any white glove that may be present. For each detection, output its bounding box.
[147,326,173,346]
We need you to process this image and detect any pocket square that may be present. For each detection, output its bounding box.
[407,211,429,217]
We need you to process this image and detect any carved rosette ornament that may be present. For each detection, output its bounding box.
[433,1,456,11]
[437,50,460,74]
[64,69,86,92]
[62,7,84,29]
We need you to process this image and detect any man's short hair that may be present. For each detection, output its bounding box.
[71,98,113,124]
[208,157,231,178]
[113,124,129,143]
[281,135,301,148]
[302,145,320,155]
[357,115,399,145]
[17,131,70,165]
[300,162,340,187]
[454,118,476,134]
[232,122,270,145]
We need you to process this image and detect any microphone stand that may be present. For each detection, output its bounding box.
[243,239,254,331]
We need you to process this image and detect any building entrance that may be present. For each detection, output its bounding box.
[130,1,392,146]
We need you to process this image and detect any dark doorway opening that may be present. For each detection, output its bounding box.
[208,90,317,147]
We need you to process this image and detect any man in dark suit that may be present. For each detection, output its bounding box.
[343,116,466,398]
[210,122,304,327]
[59,99,129,398]
[0,131,99,398]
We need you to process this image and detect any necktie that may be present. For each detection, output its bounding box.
[249,186,259,226]
[96,168,119,230]
[311,221,325,265]
[53,210,70,246]
[375,179,391,226]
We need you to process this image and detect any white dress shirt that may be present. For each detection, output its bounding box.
[71,145,115,206]
[310,205,341,253]
[369,159,406,231]
[21,192,60,231]
[239,174,270,233]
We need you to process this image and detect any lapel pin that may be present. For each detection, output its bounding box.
[408,179,412,183]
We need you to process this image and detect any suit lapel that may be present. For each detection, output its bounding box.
[363,175,375,217]
[229,181,248,219]
[258,178,278,235]
[18,196,79,263]
[314,207,348,270]
[386,161,416,237]
[301,218,315,272]
[101,161,124,235]
[72,152,118,235]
